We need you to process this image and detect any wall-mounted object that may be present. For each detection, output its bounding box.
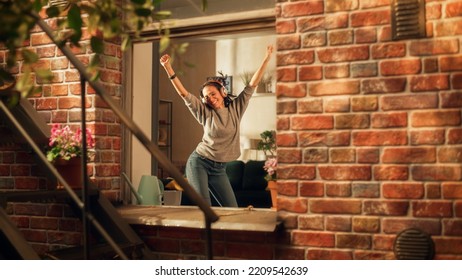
[391,0,426,40]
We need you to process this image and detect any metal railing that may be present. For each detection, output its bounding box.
[1,12,219,260]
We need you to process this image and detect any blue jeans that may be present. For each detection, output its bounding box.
[185,151,238,207]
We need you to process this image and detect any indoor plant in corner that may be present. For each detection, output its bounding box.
[263,157,277,209]
[259,130,277,208]
[46,124,95,189]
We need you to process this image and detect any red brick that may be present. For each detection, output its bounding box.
[448,128,462,144]
[299,215,324,230]
[373,234,395,251]
[371,43,406,59]
[277,101,296,115]
[309,80,360,96]
[413,201,453,217]
[278,196,308,213]
[277,50,315,66]
[446,2,462,17]
[442,183,462,199]
[324,97,349,112]
[381,94,438,110]
[435,19,462,37]
[383,218,441,235]
[277,83,306,98]
[277,34,301,50]
[383,183,425,199]
[277,67,296,82]
[30,217,59,230]
[326,182,351,197]
[325,0,358,12]
[426,183,442,199]
[276,19,296,34]
[318,46,369,63]
[20,229,48,243]
[353,217,380,233]
[382,147,436,163]
[410,129,445,145]
[351,10,390,27]
[364,201,409,216]
[292,115,333,130]
[299,66,322,81]
[424,58,439,73]
[411,110,461,127]
[325,64,350,79]
[278,165,316,180]
[277,132,297,147]
[330,148,355,163]
[281,1,324,17]
[326,215,351,231]
[277,116,290,130]
[275,247,305,260]
[381,59,421,76]
[303,148,328,163]
[337,233,371,249]
[410,74,449,92]
[278,149,302,163]
[410,39,459,56]
[278,181,297,197]
[412,165,462,181]
[351,96,378,112]
[319,165,371,180]
[355,251,395,260]
[441,92,462,108]
[362,77,406,94]
[298,99,323,113]
[439,147,462,163]
[335,114,369,129]
[307,249,352,260]
[373,165,409,180]
[300,181,324,197]
[310,199,362,214]
[353,130,407,146]
[328,30,353,45]
[357,148,379,163]
[440,55,462,72]
[371,111,407,128]
[302,32,327,48]
[298,131,351,147]
[355,28,377,44]
[426,3,442,20]
[292,231,335,247]
[298,14,348,32]
[434,237,462,255]
[443,220,462,236]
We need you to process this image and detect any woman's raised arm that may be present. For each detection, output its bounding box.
[249,45,274,88]
[160,54,190,98]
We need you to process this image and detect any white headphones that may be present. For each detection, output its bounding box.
[200,79,228,104]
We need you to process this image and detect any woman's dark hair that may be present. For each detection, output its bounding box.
[199,77,235,107]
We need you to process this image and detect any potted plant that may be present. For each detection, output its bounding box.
[47,124,95,189]
[257,130,276,158]
[263,157,277,209]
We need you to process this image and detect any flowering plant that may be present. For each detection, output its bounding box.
[263,157,277,181]
[46,124,95,162]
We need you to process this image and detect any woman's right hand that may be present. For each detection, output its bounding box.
[160,54,170,67]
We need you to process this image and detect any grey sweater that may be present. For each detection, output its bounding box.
[184,86,255,162]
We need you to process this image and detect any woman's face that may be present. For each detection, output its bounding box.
[202,85,225,109]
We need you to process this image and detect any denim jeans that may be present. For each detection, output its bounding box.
[185,150,238,207]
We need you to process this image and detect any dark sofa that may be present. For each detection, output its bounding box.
[225,160,271,208]
[180,160,271,208]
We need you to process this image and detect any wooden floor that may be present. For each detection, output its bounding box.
[117,205,278,232]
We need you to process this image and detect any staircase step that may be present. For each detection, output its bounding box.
[43,241,146,260]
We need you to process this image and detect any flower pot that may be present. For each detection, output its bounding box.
[54,157,83,189]
[266,180,277,209]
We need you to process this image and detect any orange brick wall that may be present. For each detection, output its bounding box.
[0,13,122,253]
[274,0,462,259]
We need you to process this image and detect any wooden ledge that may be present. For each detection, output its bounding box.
[117,205,279,232]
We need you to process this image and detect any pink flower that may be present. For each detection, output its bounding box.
[46,124,95,162]
[263,157,277,181]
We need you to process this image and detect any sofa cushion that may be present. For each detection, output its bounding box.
[226,160,245,191]
[242,160,267,191]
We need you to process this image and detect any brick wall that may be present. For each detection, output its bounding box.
[275,0,462,259]
[0,12,122,253]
